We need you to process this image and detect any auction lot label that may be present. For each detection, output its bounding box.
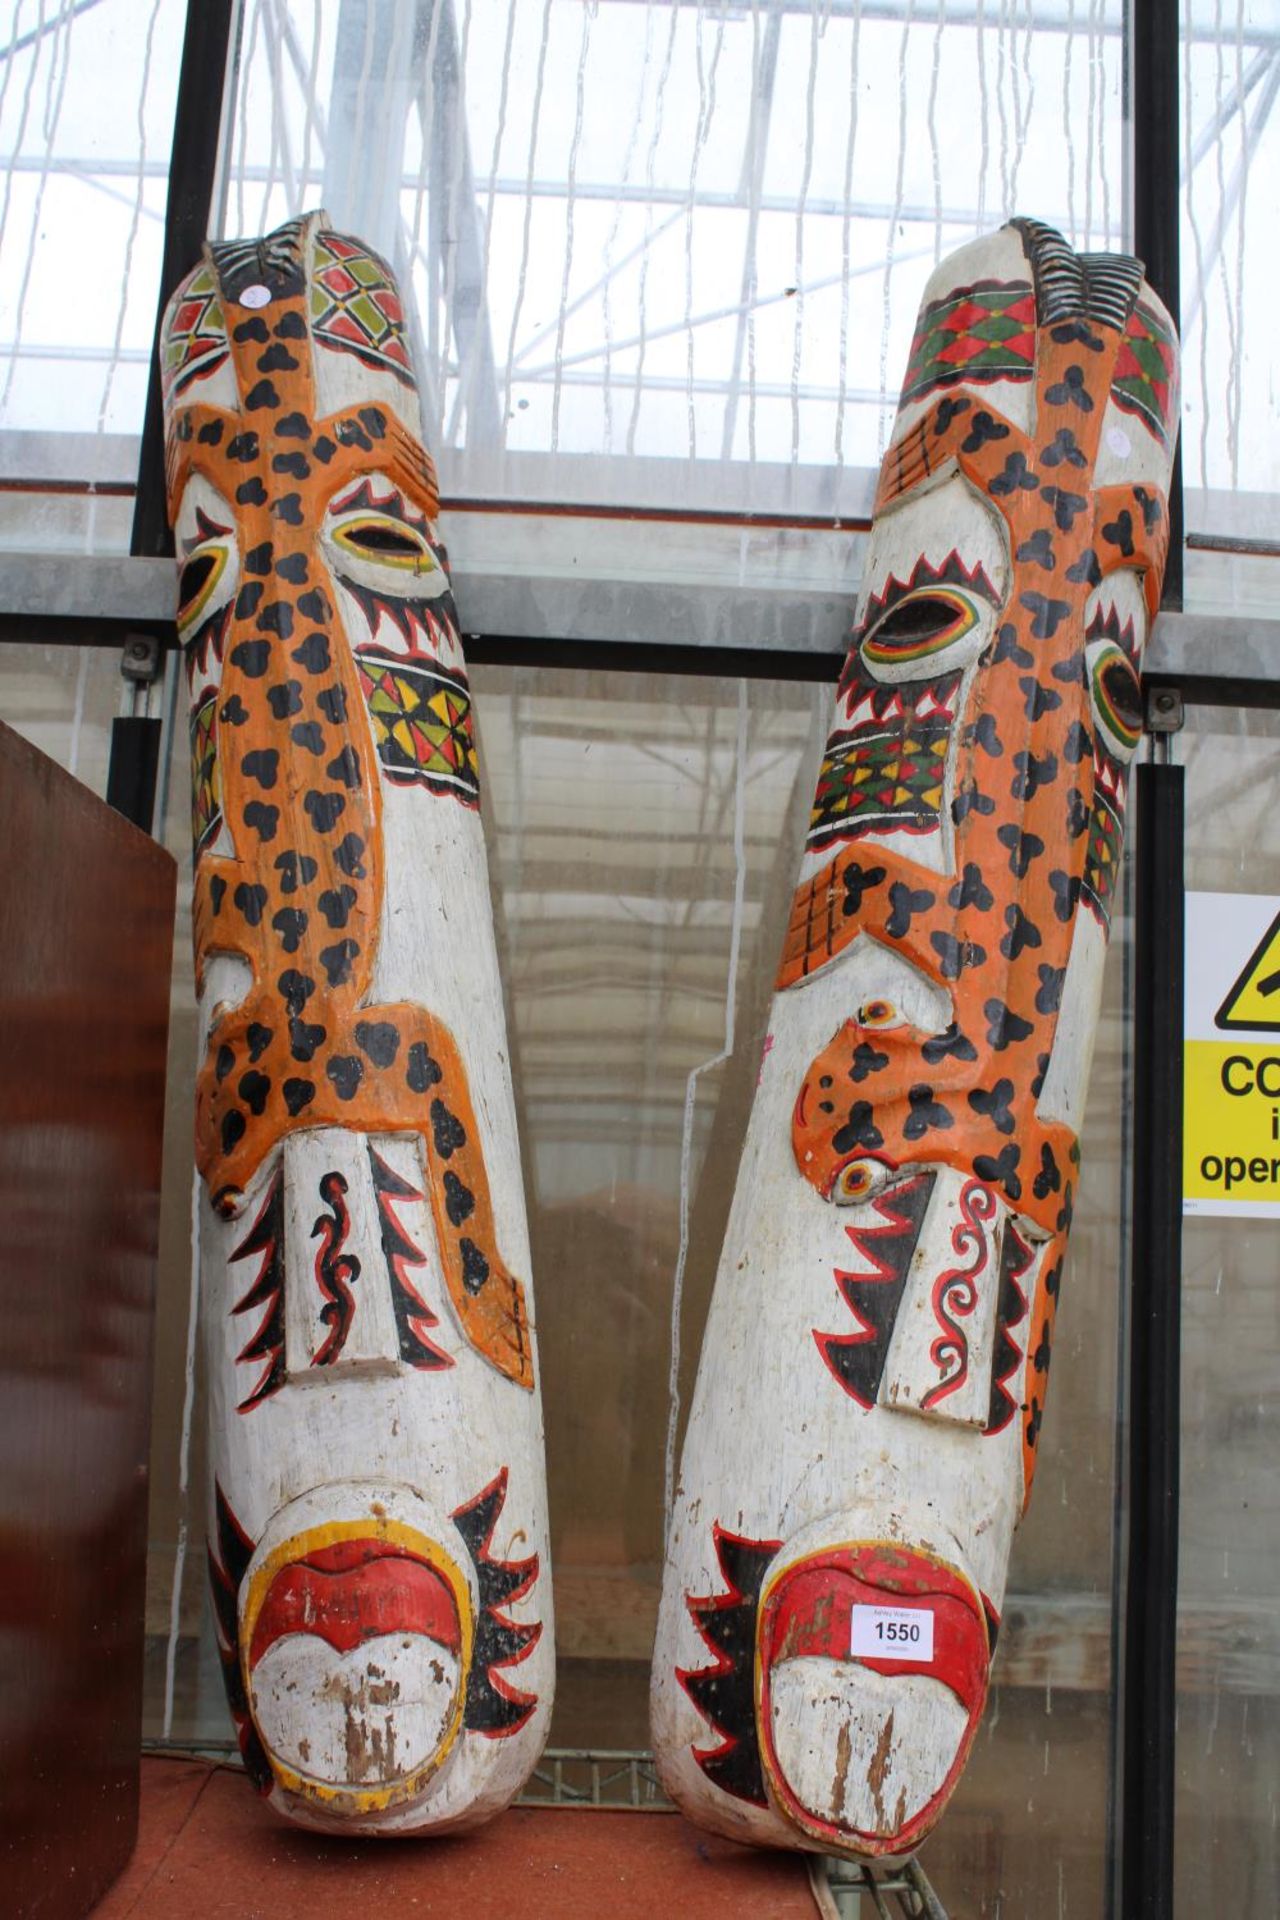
[1185,891,1280,1218]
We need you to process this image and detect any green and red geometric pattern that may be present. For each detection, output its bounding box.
[357,649,479,806]
[1110,300,1178,449]
[312,231,415,388]
[163,262,229,405]
[807,720,950,850]
[901,280,1037,406]
[190,689,221,856]
[1082,776,1125,923]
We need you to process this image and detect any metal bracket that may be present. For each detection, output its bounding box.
[1144,685,1185,735]
[121,632,163,685]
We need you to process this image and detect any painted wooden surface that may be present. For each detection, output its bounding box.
[651,219,1179,1859]
[161,213,551,1834]
[95,1760,822,1920]
[0,721,175,1919]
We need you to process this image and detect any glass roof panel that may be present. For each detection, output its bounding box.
[0,0,1274,561]
[0,0,187,448]
[219,0,1130,514]
[1181,0,1280,540]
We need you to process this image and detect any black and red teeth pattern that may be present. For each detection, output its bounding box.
[452,1469,542,1736]
[677,1526,782,1806]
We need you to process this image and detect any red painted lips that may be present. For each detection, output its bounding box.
[758,1541,996,1854]
[248,1537,461,1670]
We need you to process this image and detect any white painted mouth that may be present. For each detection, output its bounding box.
[250,1632,462,1790]
[767,1656,968,1843]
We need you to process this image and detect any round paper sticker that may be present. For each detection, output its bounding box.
[240,284,271,310]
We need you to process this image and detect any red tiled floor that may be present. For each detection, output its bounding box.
[92,1759,820,1919]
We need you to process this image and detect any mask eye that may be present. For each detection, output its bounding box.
[862,589,977,668]
[857,998,904,1031]
[332,515,437,572]
[833,1156,893,1205]
[177,545,227,633]
[1087,640,1143,761]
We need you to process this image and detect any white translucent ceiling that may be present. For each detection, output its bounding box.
[0,0,1275,523]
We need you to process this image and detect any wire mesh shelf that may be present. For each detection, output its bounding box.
[516,1746,671,1812]
[814,1851,950,1920]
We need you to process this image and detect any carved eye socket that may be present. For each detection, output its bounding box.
[857,998,903,1030]
[833,1156,893,1205]
[862,589,977,668]
[332,515,436,571]
[177,545,227,632]
[1087,640,1143,761]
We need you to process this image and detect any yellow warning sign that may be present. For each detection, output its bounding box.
[1215,907,1280,1032]
[1187,892,1280,1216]
[1183,1041,1280,1204]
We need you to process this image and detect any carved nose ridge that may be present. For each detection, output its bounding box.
[281,1127,446,1378]
[874,1167,1008,1429]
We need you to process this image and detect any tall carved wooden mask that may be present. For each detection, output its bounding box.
[652,220,1179,1857]
[161,213,552,1833]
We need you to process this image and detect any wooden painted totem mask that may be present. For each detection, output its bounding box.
[653,220,1178,1859]
[162,214,551,1833]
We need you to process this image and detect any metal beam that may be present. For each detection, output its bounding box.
[1145,611,1280,710]
[1132,0,1183,607]
[0,0,107,64]
[0,554,177,620]
[5,554,1280,699]
[720,4,783,460]
[421,0,502,445]
[0,155,1116,241]
[1183,49,1280,335]
[117,0,237,837]
[1120,759,1185,1920]
[322,0,427,242]
[593,0,1279,48]
[131,0,238,562]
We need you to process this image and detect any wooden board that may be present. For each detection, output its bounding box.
[0,718,175,1918]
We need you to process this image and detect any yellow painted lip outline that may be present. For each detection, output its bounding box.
[240,1514,474,1816]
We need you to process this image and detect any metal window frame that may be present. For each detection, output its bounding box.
[102,0,239,828]
[1120,8,1183,1918]
[1,548,1275,698]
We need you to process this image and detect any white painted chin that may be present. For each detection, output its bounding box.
[233,1481,479,1830]
[250,1631,462,1795]
[766,1658,968,1851]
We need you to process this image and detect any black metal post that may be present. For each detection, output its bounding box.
[130,0,237,562]
[105,715,165,833]
[1121,757,1185,1920]
[107,0,237,832]
[1131,0,1184,608]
